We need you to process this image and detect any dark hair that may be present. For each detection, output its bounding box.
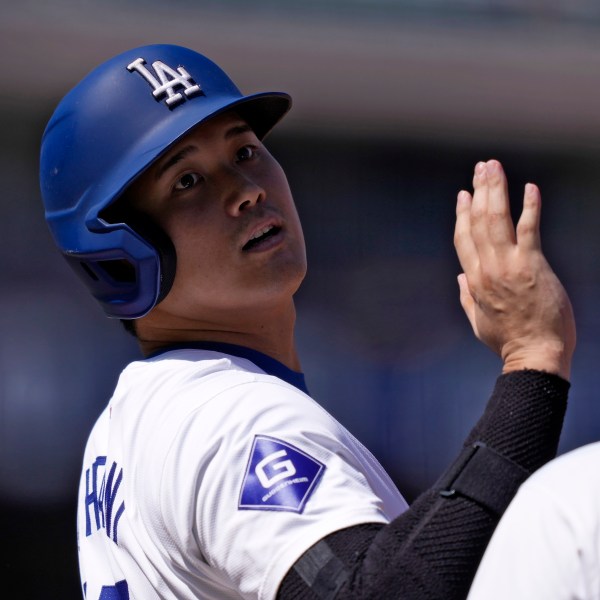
[121,319,138,337]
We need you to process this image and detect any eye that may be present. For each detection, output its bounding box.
[173,172,201,191]
[236,145,257,162]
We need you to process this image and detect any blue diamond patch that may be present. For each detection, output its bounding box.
[239,435,325,513]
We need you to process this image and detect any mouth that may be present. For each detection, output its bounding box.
[242,224,282,251]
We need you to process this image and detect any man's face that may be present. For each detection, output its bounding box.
[126,111,307,322]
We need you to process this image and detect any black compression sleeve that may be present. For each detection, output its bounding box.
[277,369,569,600]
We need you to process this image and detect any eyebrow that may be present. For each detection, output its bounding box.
[155,122,253,181]
[224,123,253,139]
[155,145,197,180]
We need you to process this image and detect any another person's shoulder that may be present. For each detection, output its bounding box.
[525,441,600,495]
[502,441,600,540]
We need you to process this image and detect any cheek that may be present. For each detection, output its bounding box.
[162,202,219,249]
[266,165,301,222]
[164,216,225,279]
[166,242,230,306]
[171,227,226,270]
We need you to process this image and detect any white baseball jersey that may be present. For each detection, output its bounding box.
[467,441,600,600]
[77,343,408,600]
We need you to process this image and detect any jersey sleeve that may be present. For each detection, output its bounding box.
[156,372,408,600]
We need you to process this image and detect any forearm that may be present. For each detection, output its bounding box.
[277,369,569,600]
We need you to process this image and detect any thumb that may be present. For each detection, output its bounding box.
[457,273,478,335]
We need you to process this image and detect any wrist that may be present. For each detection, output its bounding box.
[501,339,573,381]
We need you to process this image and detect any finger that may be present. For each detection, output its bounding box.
[471,160,486,191]
[457,273,478,336]
[486,160,516,245]
[470,161,490,250]
[516,182,542,251]
[454,189,478,273]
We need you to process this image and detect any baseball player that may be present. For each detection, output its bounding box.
[467,441,600,599]
[39,44,574,600]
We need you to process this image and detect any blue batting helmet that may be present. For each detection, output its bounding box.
[40,44,291,319]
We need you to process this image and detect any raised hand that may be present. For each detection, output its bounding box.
[454,160,575,380]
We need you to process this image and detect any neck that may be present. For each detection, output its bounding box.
[135,300,301,371]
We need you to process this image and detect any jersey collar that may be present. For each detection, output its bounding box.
[147,341,309,394]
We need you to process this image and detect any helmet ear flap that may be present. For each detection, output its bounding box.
[124,212,177,305]
[100,200,177,308]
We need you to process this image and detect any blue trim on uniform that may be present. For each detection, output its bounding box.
[147,341,309,394]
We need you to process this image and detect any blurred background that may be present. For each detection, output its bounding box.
[2,0,600,596]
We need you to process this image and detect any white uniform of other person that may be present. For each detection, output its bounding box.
[467,441,600,600]
[77,344,408,600]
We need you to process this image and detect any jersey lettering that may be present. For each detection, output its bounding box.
[98,580,129,600]
[85,456,107,535]
[104,461,125,544]
[127,57,203,108]
[84,456,125,544]
[239,435,325,512]
[83,580,130,600]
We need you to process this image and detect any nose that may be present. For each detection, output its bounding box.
[223,168,265,216]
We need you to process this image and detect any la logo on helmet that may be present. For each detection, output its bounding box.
[127,57,203,108]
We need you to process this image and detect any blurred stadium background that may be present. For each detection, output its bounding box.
[2,0,600,596]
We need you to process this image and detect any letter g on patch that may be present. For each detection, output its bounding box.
[255,450,297,488]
